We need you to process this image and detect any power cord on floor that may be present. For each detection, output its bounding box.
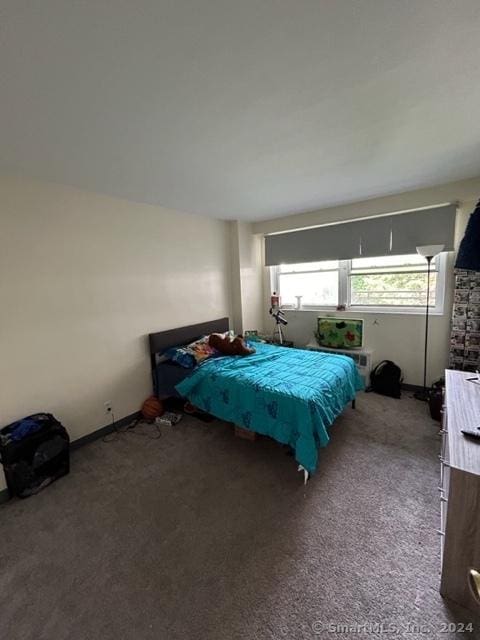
[124,417,162,440]
[102,409,118,443]
[102,411,161,443]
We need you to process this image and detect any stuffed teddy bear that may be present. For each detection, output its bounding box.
[208,333,256,356]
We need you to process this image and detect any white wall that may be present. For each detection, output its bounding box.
[229,221,244,334]
[259,188,479,386]
[253,176,480,235]
[0,176,231,490]
[237,222,264,334]
[230,221,264,334]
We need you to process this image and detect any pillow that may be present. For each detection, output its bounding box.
[187,336,217,364]
[164,336,217,368]
[164,345,196,369]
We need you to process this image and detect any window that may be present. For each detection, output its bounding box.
[277,261,340,307]
[271,254,446,314]
[349,254,439,307]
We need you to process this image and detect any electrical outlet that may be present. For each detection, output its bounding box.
[104,401,113,415]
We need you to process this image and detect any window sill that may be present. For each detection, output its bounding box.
[280,306,445,317]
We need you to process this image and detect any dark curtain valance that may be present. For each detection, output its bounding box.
[264,204,456,266]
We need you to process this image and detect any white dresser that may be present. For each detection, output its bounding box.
[440,370,480,612]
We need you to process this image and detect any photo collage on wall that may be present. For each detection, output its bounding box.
[449,269,480,372]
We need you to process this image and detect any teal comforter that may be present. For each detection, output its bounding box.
[176,342,363,474]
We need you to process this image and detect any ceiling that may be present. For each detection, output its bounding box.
[1,1,480,221]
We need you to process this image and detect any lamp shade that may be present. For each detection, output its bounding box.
[416,244,444,259]
[455,199,480,271]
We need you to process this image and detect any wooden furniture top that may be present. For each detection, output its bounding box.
[445,370,480,476]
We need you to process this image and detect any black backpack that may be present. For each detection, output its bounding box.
[367,360,403,398]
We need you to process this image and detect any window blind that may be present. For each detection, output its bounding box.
[264,204,456,266]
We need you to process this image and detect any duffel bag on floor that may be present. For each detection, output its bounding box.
[0,413,70,498]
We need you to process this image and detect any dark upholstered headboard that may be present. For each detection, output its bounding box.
[148,317,230,372]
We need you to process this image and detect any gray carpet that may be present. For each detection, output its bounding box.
[1,393,479,640]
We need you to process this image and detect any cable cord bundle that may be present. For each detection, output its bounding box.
[102,412,161,443]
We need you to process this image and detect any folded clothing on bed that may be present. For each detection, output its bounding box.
[165,336,217,368]
[157,331,237,395]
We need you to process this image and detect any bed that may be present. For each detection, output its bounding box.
[149,318,363,482]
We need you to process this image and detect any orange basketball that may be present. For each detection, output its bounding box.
[142,396,164,420]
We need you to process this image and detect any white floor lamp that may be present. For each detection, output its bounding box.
[414,244,444,402]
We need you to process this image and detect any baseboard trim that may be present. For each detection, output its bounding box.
[401,383,424,393]
[0,411,142,504]
[70,411,141,450]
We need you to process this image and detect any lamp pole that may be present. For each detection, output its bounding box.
[414,244,443,402]
[414,255,432,401]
